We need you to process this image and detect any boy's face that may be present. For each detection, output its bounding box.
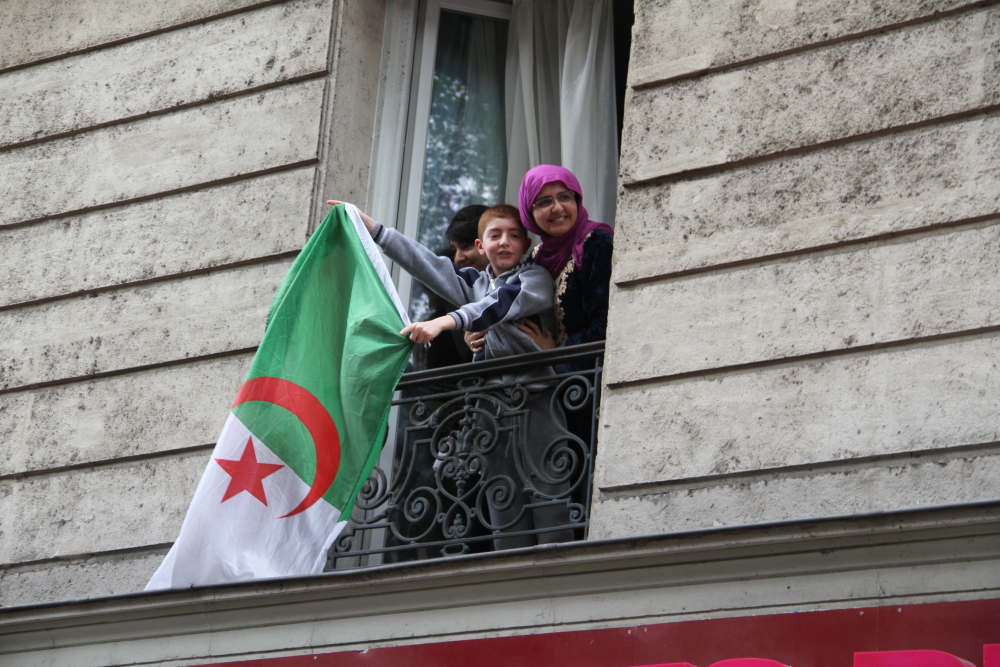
[475,217,531,274]
[450,239,490,271]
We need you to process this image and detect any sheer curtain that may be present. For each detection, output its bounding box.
[416,11,509,251]
[409,10,509,327]
[504,0,618,225]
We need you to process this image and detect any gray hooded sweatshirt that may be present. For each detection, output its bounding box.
[371,223,556,363]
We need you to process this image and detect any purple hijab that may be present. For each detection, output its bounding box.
[518,165,614,279]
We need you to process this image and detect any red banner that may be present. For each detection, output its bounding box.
[213,598,1000,667]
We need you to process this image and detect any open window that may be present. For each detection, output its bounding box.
[367,0,632,344]
[335,0,633,566]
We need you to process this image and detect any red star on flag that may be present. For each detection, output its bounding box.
[215,438,285,505]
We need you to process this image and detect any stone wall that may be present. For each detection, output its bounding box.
[0,0,387,606]
[592,0,1000,537]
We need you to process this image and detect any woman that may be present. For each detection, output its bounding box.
[465,166,613,354]
[464,167,613,547]
[517,164,614,349]
[507,165,613,545]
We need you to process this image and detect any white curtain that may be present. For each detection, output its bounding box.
[504,0,618,225]
[409,10,509,325]
[415,11,509,249]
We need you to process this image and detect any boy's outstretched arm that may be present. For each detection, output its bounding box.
[329,199,481,308]
[401,315,457,344]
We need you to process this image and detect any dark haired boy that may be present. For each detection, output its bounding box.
[446,204,490,271]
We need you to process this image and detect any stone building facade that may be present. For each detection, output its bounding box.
[1,0,387,604]
[1,0,998,664]
[594,0,1000,537]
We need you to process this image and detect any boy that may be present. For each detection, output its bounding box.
[329,200,570,550]
[446,204,491,272]
[349,203,556,360]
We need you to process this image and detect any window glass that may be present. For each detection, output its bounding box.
[408,10,509,324]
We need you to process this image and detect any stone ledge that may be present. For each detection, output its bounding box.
[621,7,1000,184]
[0,79,325,227]
[0,504,998,667]
[628,0,982,88]
[613,113,1000,284]
[0,0,275,72]
[0,0,331,148]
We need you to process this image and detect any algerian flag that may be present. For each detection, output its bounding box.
[146,204,411,589]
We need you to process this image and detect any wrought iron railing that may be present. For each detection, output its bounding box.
[327,341,604,569]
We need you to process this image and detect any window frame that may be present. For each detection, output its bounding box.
[360,0,512,565]
[367,0,513,312]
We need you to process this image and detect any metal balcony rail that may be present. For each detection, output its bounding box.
[327,341,605,569]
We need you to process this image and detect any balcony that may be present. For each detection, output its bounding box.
[327,341,605,569]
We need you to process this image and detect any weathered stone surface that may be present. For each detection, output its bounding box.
[0,354,251,477]
[629,0,979,87]
[317,0,387,209]
[597,334,1000,490]
[0,0,332,148]
[0,451,207,564]
[0,169,312,308]
[590,446,1000,539]
[605,224,1000,385]
[614,114,1000,284]
[0,0,269,71]
[0,260,288,391]
[0,79,325,227]
[621,7,1000,183]
[0,547,168,607]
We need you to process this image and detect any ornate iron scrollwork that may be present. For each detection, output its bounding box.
[327,343,603,569]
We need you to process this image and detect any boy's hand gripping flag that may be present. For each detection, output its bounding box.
[146,204,411,589]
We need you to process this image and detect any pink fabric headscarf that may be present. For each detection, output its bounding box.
[517,165,614,279]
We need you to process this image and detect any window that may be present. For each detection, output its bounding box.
[367,0,629,345]
[401,0,513,325]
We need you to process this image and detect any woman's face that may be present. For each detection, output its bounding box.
[531,181,578,237]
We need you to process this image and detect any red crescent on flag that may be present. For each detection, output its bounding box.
[232,376,341,518]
